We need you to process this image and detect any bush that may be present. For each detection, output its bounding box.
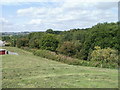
[90,46,118,68]
[33,49,117,68]
[21,47,36,52]
[90,46,118,63]
[33,49,87,66]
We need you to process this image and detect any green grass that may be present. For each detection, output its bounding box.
[1,47,118,88]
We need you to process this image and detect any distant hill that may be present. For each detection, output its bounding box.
[1,32,30,36]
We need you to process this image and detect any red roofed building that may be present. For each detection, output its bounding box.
[0,49,7,55]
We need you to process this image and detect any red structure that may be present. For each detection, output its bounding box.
[0,49,6,55]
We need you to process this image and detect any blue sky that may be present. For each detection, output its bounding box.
[0,0,118,32]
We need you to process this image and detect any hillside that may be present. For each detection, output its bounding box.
[1,47,118,88]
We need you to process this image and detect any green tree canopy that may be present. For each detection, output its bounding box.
[46,29,54,34]
[39,34,59,51]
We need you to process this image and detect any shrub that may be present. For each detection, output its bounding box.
[91,46,118,63]
[33,49,87,66]
[33,49,117,68]
[90,46,118,68]
[21,47,36,52]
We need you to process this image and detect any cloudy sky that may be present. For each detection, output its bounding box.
[0,0,118,32]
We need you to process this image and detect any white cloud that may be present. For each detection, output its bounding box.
[0,18,8,23]
[94,2,118,10]
[2,1,118,32]
[0,18,13,32]
[1,0,119,4]
[17,7,35,16]
[28,19,42,25]
[0,18,13,26]
[16,2,118,21]
[16,2,117,31]
[17,7,47,17]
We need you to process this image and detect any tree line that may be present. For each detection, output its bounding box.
[2,22,119,68]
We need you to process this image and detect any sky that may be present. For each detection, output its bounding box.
[0,0,119,32]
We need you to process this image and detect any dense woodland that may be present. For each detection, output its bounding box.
[2,22,120,68]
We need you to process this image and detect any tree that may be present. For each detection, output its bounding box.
[16,38,29,48]
[11,39,16,47]
[46,29,54,34]
[28,32,44,48]
[57,41,81,57]
[39,34,59,51]
[2,36,10,41]
[61,32,73,41]
[29,38,39,48]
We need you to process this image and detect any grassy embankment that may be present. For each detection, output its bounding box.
[1,47,118,88]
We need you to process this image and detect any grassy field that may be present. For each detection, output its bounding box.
[1,47,118,88]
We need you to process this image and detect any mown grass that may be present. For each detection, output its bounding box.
[1,47,118,88]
